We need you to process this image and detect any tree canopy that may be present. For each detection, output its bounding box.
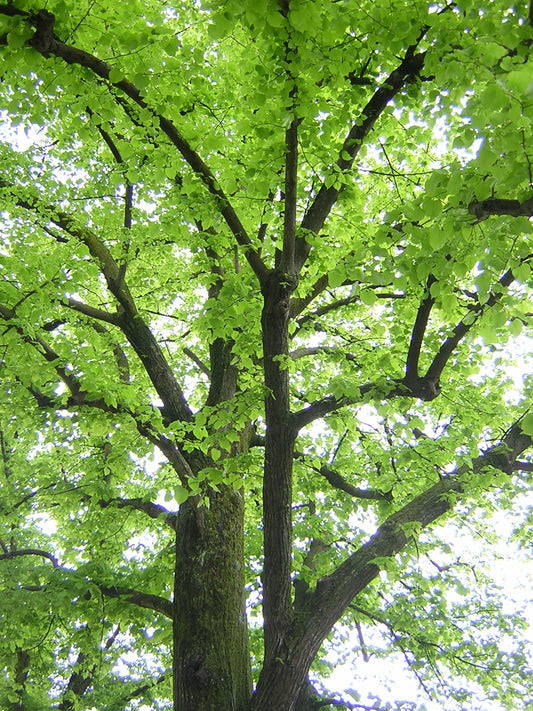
[1,0,533,709]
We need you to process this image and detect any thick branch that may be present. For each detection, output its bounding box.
[0,185,193,423]
[261,270,298,664]
[3,318,194,482]
[405,274,436,380]
[298,422,532,634]
[290,346,358,361]
[292,381,394,432]
[468,195,533,221]
[0,301,84,400]
[252,436,390,501]
[425,263,517,384]
[63,296,118,324]
[280,0,298,276]
[11,559,174,618]
[11,7,268,284]
[293,256,527,431]
[183,347,210,377]
[57,650,95,710]
[89,111,134,279]
[0,547,59,566]
[116,310,193,423]
[253,421,532,708]
[317,465,393,502]
[97,497,177,530]
[281,116,298,275]
[14,648,30,710]
[97,585,173,618]
[203,248,239,406]
[113,673,169,707]
[290,274,329,320]
[295,40,427,269]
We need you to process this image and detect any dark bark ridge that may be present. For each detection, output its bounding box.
[260,269,299,668]
[468,194,533,221]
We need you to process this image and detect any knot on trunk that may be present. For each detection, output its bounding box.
[262,270,298,319]
[402,376,441,401]
[30,9,56,53]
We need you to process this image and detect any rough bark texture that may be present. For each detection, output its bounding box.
[250,270,297,710]
[259,270,297,663]
[173,487,252,711]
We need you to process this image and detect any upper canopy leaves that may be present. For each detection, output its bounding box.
[1,0,533,709]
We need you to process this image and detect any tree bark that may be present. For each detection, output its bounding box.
[173,487,252,711]
[251,269,298,709]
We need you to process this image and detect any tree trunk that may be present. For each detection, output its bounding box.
[172,486,252,711]
[260,270,297,663]
[251,270,298,710]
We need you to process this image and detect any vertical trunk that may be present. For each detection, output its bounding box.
[251,270,297,709]
[173,486,252,711]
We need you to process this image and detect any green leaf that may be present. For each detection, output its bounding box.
[108,67,125,84]
[360,289,377,305]
[428,226,446,250]
[174,485,190,504]
[520,413,533,436]
[6,23,33,49]
[0,3,532,709]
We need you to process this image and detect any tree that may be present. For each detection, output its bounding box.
[1,0,533,709]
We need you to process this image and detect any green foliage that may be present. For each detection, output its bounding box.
[0,0,533,709]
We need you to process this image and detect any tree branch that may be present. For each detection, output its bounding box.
[0,308,195,482]
[0,301,85,401]
[281,115,298,275]
[10,558,174,618]
[290,274,329,320]
[89,320,131,383]
[91,112,134,279]
[63,296,118,324]
[57,650,94,710]
[468,194,533,221]
[295,36,428,269]
[97,496,177,530]
[0,547,59,566]
[97,585,173,618]
[292,381,400,432]
[112,672,170,707]
[14,647,30,711]
[183,347,211,377]
[279,0,298,276]
[425,262,519,384]
[28,383,194,483]
[0,183,193,423]
[290,346,358,362]
[317,464,393,502]
[251,436,390,501]
[202,243,239,407]
[405,274,437,380]
[292,255,529,431]
[8,7,269,284]
[282,420,533,699]
[290,270,406,325]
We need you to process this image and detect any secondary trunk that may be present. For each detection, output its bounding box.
[251,269,299,710]
[172,486,252,711]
